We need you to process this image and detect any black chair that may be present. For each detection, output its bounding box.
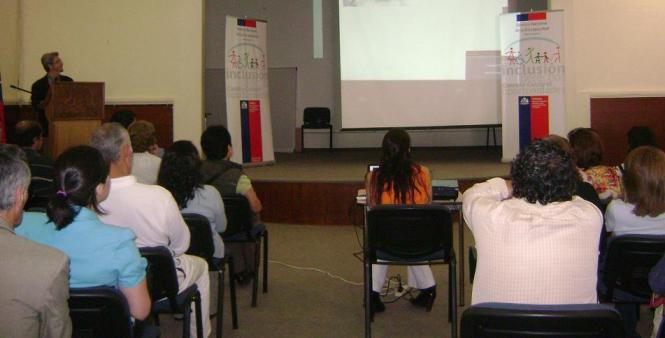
[69,286,159,338]
[601,234,665,301]
[460,302,625,337]
[139,246,204,338]
[182,213,239,336]
[301,107,332,151]
[364,205,456,338]
[221,195,269,308]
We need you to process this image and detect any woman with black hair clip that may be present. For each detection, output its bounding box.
[365,128,436,317]
[17,145,151,320]
[158,140,226,261]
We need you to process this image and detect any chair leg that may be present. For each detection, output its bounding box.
[194,291,204,338]
[450,256,458,338]
[301,126,305,152]
[262,231,268,293]
[183,302,191,338]
[328,126,333,152]
[251,240,260,307]
[227,257,239,329]
[216,269,224,338]
[364,260,372,338]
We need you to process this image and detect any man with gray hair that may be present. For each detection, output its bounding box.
[90,122,211,337]
[31,51,74,137]
[0,147,72,337]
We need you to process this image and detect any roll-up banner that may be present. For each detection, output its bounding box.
[225,16,275,164]
[500,10,565,162]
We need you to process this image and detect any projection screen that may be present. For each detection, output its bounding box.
[339,0,507,129]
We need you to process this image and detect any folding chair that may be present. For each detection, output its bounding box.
[221,195,268,307]
[461,302,625,337]
[139,246,204,338]
[182,212,239,337]
[364,204,456,338]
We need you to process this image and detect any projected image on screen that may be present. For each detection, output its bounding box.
[339,0,507,129]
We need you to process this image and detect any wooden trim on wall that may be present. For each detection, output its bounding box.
[5,103,174,148]
[591,97,665,166]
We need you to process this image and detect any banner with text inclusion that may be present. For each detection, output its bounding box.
[499,10,565,161]
[225,16,275,164]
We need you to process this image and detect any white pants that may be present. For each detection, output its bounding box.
[372,264,435,292]
[176,254,211,338]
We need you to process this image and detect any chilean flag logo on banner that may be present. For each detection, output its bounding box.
[240,100,263,163]
[518,96,549,151]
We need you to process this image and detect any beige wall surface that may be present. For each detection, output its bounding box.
[5,0,203,143]
[552,0,665,128]
[3,1,663,147]
[0,0,21,102]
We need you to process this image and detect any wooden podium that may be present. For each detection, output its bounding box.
[45,82,104,158]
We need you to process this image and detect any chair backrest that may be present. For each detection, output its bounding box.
[366,205,453,262]
[182,213,215,265]
[602,234,665,300]
[221,194,254,238]
[69,286,133,338]
[139,246,181,312]
[460,303,625,338]
[303,107,331,126]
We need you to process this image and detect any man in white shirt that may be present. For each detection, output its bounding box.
[463,140,603,306]
[90,122,210,337]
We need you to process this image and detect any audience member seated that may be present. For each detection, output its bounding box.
[0,149,72,337]
[13,120,54,206]
[544,134,603,211]
[568,127,623,201]
[622,126,659,173]
[649,254,665,338]
[129,120,162,184]
[200,125,263,286]
[110,109,136,129]
[604,147,665,337]
[158,140,226,260]
[606,146,665,236]
[90,122,211,337]
[365,128,437,316]
[17,145,151,320]
[463,140,602,305]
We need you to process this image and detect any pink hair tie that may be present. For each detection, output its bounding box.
[56,190,68,198]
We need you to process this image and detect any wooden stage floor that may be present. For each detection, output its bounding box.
[249,148,510,225]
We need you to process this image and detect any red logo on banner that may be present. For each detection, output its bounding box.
[248,101,263,162]
[530,96,549,140]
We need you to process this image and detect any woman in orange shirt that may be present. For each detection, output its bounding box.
[366,128,436,317]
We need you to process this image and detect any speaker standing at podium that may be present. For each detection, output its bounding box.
[30,52,73,137]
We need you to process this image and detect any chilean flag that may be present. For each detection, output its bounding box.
[0,73,6,143]
[238,19,256,28]
[516,12,547,22]
[240,100,263,163]
[518,96,549,151]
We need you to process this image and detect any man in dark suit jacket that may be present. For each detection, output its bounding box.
[0,148,72,338]
[30,52,73,137]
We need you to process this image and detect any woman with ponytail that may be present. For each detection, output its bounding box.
[17,145,151,320]
[365,128,436,317]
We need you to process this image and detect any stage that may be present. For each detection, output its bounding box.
[249,147,509,225]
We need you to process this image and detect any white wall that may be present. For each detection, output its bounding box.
[552,0,665,128]
[6,0,203,143]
